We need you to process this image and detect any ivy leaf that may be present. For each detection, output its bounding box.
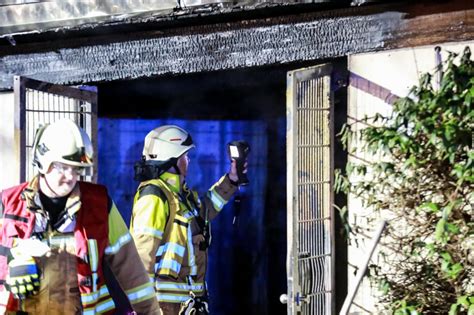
[435,219,447,241]
[449,303,458,315]
[457,296,469,307]
[445,222,460,234]
[448,263,463,279]
[420,202,439,213]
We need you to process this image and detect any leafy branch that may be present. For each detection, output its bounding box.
[337,47,473,314]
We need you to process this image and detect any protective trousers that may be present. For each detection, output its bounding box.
[160,301,181,315]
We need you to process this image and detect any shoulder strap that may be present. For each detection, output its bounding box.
[138,184,167,201]
[141,179,180,242]
[184,189,207,232]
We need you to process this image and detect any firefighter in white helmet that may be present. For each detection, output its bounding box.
[0,119,159,314]
[130,125,247,315]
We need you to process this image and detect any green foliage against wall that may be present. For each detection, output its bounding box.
[336,47,473,314]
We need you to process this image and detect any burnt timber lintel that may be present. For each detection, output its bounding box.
[0,3,473,90]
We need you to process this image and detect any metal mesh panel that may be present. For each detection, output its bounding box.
[287,64,333,315]
[15,76,97,183]
[297,75,332,315]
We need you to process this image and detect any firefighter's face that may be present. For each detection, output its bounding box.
[43,162,80,197]
[177,153,190,177]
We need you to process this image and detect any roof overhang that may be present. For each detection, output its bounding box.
[0,0,347,39]
[0,0,471,90]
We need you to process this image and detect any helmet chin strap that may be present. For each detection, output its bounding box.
[40,174,62,198]
[172,164,181,175]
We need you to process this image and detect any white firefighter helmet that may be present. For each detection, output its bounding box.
[142,125,195,162]
[32,119,93,174]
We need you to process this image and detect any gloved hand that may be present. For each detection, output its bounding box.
[179,292,209,315]
[5,249,40,300]
[227,140,250,186]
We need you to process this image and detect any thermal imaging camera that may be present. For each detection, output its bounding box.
[227,140,250,186]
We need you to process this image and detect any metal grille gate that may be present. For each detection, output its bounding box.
[286,64,334,315]
[14,76,98,183]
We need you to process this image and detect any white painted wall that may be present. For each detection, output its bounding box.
[0,91,20,191]
[346,40,474,314]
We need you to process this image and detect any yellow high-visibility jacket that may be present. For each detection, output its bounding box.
[130,172,237,304]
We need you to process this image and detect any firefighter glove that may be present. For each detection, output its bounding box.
[179,293,209,315]
[5,253,40,300]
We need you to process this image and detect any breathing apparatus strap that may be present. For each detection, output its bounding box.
[181,190,209,251]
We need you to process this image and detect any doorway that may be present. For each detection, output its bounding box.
[96,58,347,315]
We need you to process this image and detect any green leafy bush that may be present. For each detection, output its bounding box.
[336,47,473,314]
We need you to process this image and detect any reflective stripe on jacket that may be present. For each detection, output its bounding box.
[132,177,196,279]
[131,172,237,303]
[0,178,159,314]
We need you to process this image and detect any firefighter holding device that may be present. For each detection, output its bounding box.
[0,119,159,314]
[130,125,248,315]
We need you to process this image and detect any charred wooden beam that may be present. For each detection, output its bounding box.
[386,9,474,48]
[0,1,472,90]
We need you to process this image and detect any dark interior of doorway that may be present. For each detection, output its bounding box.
[96,59,347,315]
